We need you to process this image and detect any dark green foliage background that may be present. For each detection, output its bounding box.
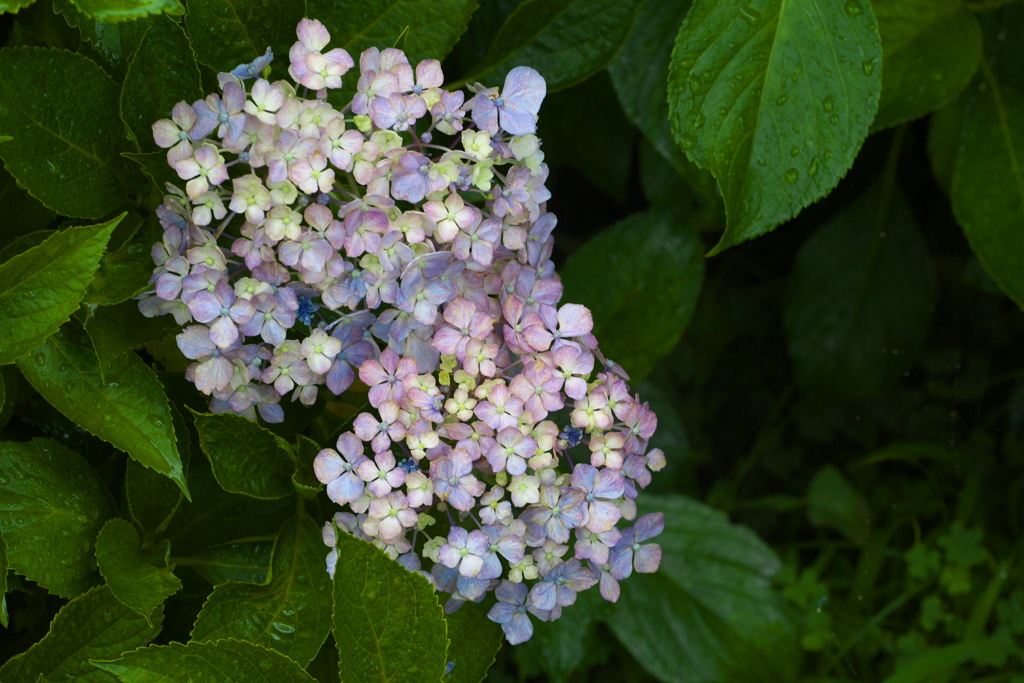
[2,0,1024,681]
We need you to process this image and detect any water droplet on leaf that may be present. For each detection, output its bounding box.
[784,168,799,184]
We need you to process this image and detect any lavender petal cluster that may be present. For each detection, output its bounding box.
[140,17,667,644]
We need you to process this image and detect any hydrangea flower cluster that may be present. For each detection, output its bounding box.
[141,18,666,644]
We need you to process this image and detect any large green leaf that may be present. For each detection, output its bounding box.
[306,0,477,70]
[68,0,184,23]
[784,177,936,397]
[92,639,317,682]
[332,531,449,683]
[191,515,332,667]
[0,47,136,218]
[96,518,182,622]
[190,409,295,499]
[16,321,189,497]
[0,216,120,364]
[608,494,799,683]
[0,438,115,598]
[468,0,639,91]
[950,69,1024,307]
[185,0,305,74]
[558,209,704,381]
[0,586,162,683]
[188,537,274,585]
[120,15,202,151]
[667,0,882,254]
[871,0,982,132]
[443,601,503,683]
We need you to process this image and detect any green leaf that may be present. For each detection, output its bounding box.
[883,634,1017,683]
[609,494,799,683]
[191,515,332,667]
[306,0,477,72]
[951,68,1024,307]
[83,216,161,306]
[15,321,189,498]
[0,229,54,264]
[558,209,704,381]
[784,175,936,397]
[96,518,182,622]
[0,216,120,365]
[667,0,882,254]
[0,586,162,682]
[514,588,604,683]
[468,0,639,91]
[0,47,136,218]
[184,0,305,73]
[871,0,982,132]
[162,454,294,556]
[807,465,871,545]
[124,403,188,536]
[0,532,8,628]
[0,0,38,14]
[188,537,274,585]
[443,601,503,683]
[84,299,179,379]
[68,0,184,23]
[293,434,325,499]
[91,639,317,682]
[538,72,632,203]
[0,438,115,598]
[0,164,57,241]
[608,0,693,172]
[332,531,448,683]
[120,15,202,150]
[122,150,181,194]
[190,409,295,499]
[927,94,966,195]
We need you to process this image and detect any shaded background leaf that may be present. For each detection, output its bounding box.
[784,171,936,397]
[559,209,704,381]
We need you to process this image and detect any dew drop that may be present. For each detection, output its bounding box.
[829,113,840,126]
[776,94,788,106]
[738,5,762,24]
[845,0,863,15]
[822,95,835,113]
[808,156,819,177]
[784,168,799,184]
[678,133,696,150]
[272,621,296,633]
[862,60,876,76]
[34,353,46,366]
[790,146,800,157]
